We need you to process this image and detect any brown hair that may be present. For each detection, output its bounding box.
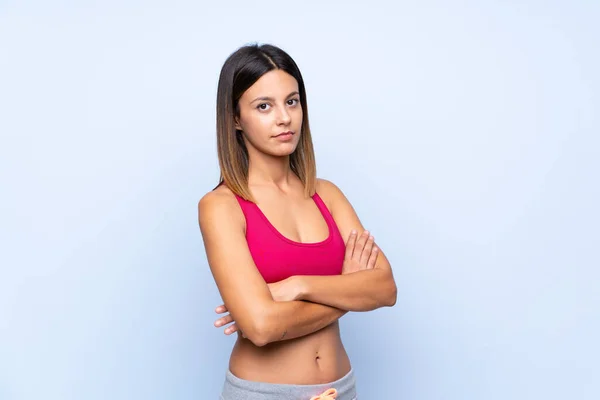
[214,43,316,202]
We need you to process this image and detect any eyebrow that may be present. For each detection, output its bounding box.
[250,91,300,104]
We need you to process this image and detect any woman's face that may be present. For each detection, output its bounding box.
[235,69,303,157]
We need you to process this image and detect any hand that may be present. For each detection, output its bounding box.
[215,232,377,334]
[214,304,241,336]
[267,276,301,302]
[342,229,379,274]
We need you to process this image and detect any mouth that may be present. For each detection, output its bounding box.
[274,131,294,137]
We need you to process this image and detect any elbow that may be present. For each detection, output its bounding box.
[241,308,275,347]
[365,271,398,311]
[386,283,397,307]
[247,332,270,347]
[366,283,397,311]
[240,321,270,347]
[381,274,397,307]
[250,320,277,347]
[372,268,397,308]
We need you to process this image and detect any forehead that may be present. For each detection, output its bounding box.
[242,69,298,100]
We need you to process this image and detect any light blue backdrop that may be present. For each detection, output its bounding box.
[1,1,598,399]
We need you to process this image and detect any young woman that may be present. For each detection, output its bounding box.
[198,43,397,400]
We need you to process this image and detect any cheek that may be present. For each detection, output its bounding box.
[240,112,271,135]
[293,107,303,124]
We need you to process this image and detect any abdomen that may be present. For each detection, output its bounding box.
[228,322,351,384]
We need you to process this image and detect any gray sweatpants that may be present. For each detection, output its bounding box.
[220,368,357,400]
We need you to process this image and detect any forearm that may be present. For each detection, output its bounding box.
[297,269,397,312]
[257,301,347,345]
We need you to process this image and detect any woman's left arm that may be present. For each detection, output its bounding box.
[294,179,398,312]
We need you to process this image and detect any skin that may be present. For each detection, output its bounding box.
[198,69,397,384]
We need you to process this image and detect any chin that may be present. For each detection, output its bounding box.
[269,143,299,157]
[273,148,298,157]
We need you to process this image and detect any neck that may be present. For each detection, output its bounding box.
[247,153,294,189]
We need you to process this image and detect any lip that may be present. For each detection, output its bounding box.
[273,131,295,141]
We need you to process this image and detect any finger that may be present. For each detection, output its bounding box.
[352,230,370,261]
[367,245,379,269]
[215,304,228,314]
[224,323,239,335]
[345,230,358,260]
[360,235,375,266]
[214,314,234,327]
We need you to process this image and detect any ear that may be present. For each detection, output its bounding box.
[234,115,242,131]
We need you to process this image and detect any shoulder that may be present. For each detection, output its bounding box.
[316,177,341,195]
[316,178,352,211]
[316,178,348,204]
[197,185,244,229]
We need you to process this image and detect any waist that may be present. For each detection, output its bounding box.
[229,322,351,384]
[222,367,356,400]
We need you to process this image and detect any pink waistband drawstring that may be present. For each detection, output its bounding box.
[310,388,338,399]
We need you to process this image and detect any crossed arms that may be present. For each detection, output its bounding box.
[197,179,397,347]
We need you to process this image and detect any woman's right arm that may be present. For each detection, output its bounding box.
[198,191,346,346]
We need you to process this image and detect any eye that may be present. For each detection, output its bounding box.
[257,103,271,111]
[287,98,300,106]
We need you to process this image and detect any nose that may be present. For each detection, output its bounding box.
[276,104,291,125]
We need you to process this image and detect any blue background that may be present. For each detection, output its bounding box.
[1,1,598,399]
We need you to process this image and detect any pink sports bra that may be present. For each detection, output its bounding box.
[234,192,345,283]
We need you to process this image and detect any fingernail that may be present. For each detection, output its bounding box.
[351,230,357,235]
[364,230,369,235]
[369,235,374,240]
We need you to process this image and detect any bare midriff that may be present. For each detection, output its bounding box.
[229,321,351,384]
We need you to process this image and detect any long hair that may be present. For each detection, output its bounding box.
[214,43,317,202]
